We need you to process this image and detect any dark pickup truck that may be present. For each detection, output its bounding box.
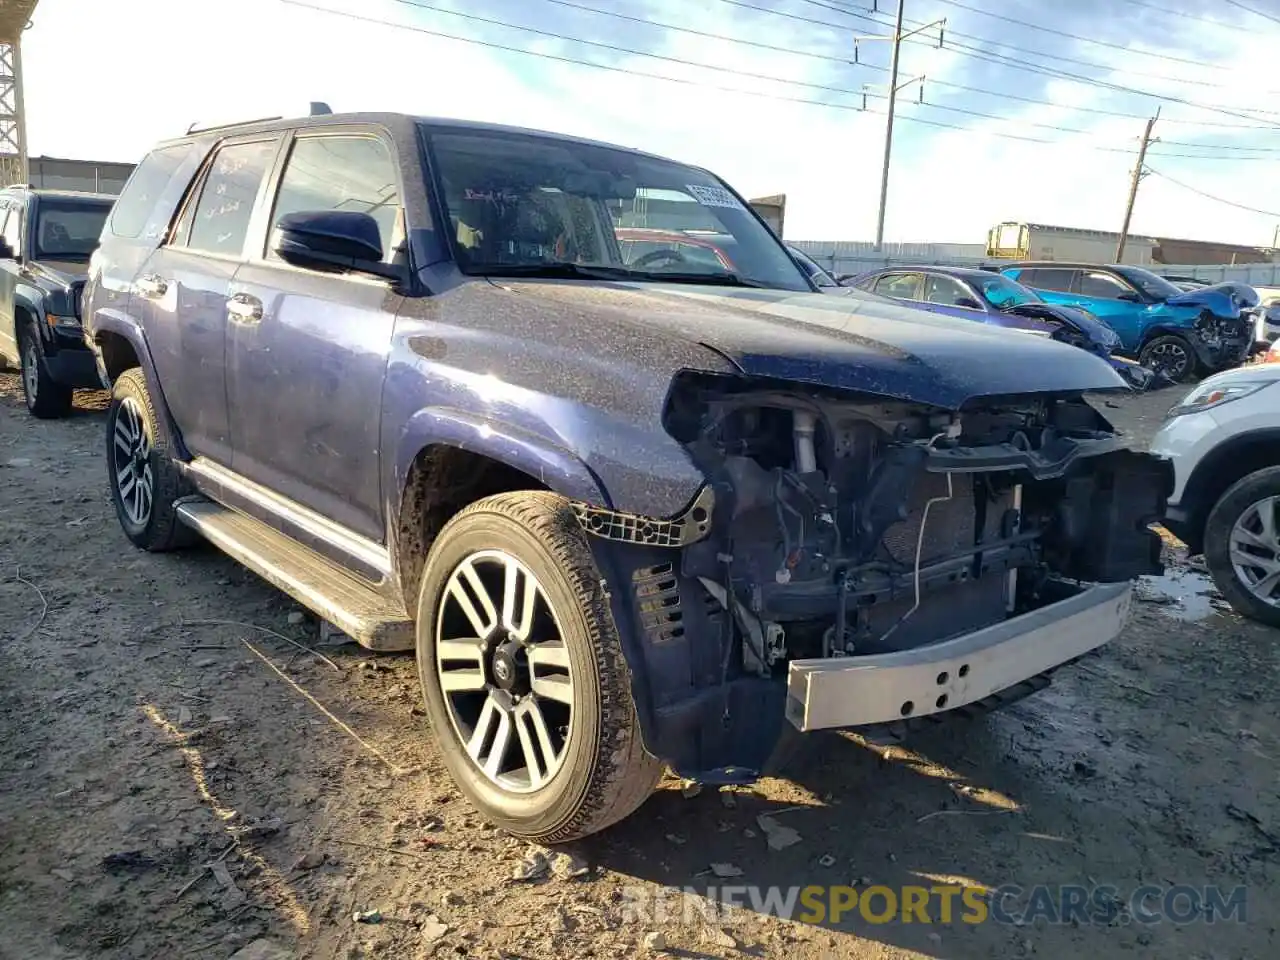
[83,112,1172,842]
[0,187,115,417]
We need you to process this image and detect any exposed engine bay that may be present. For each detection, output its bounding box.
[662,372,1170,678]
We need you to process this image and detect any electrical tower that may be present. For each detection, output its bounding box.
[0,1,37,188]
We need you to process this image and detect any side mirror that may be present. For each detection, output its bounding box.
[1117,291,1143,303]
[271,210,401,281]
[0,238,14,260]
[955,296,983,309]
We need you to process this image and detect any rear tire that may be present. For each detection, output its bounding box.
[18,323,73,419]
[415,491,662,842]
[1138,334,1198,383]
[1204,467,1280,628]
[106,369,196,552]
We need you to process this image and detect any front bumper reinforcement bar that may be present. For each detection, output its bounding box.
[785,581,1132,731]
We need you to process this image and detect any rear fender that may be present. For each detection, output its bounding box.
[87,309,190,460]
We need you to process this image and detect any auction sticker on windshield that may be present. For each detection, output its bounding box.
[686,184,746,210]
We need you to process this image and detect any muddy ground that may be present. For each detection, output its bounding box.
[0,375,1275,960]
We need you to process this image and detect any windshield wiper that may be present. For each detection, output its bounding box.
[636,270,771,288]
[472,262,640,281]
[471,262,776,289]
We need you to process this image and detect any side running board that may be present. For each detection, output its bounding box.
[176,499,415,652]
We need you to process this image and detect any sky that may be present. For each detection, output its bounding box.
[17,0,1280,245]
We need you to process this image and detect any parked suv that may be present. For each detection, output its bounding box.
[0,187,115,417]
[84,112,1171,841]
[1151,364,1280,626]
[1000,262,1255,382]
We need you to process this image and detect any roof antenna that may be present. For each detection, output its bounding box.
[310,102,333,116]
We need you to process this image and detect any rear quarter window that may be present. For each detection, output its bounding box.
[109,142,201,241]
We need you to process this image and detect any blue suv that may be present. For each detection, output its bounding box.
[1000,262,1255,382]
[83,111,1171,840]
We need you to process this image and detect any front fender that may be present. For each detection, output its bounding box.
[393,406,611,509]
[11,285,46,339]
[87,309,190,460]
[1139,320,1216,368]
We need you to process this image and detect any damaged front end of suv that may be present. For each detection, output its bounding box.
[583,373,1171,784]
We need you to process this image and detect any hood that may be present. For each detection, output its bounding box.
[497,280,1127,409]
[1164,281,1259,317]
[1003,302,1120,351]
[27,259,88,288]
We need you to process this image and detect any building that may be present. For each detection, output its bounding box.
[749,194,786,237]
[25,155,135,195]
[986,221,1275,266]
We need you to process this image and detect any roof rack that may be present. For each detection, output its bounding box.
[186,115,284,135]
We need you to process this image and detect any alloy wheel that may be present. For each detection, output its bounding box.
[1148,340,1189,380]
[112,396,154,527]
[21,340,39,403]
[1229,496,1280,606]
[435,549,574,793]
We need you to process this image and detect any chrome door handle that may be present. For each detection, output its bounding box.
[136,274,168,298]
[227,293,263,324]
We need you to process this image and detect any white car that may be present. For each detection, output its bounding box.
[1151,363,1280,625]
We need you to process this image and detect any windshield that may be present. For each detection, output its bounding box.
[1115,266,1182,301]
[34,198,112,261]
[425,126,811,291]
[978,274,1041,308]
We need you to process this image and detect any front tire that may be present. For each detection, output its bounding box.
[1138,334,1198,383]
[415,491,662,842]
[18,323,72,419]
[106,369,196,551]
[1205,467,1280,627]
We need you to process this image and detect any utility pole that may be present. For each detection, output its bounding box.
[1116,107,1160,263]
[858,2,944,250]
[874,0,906,252]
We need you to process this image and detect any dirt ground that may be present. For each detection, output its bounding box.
[0,375,1276,960]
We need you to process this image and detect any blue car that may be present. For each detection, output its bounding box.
[999,262,1256,382]
[848,265,1157,388]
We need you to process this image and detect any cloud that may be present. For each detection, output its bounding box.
[18,0,1280,245]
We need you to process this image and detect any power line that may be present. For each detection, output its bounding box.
[936,36,1280,126]
[793,0,1245,89]
[794,0,1280,127]
[1145,166,1280,217]
[277,0,1279,160]
[379,0,1280,149]
[1223,0,1280,28]
[929,0,1234,69]
[1120,0,1254,33]
[543,0,1278,130]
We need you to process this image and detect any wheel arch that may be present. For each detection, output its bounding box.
[11,291,43,349]
[88,313,190,460]
[1178,428,1280,553]
[390,413,609,607]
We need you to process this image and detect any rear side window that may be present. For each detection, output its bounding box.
[181,139,277,258]
[1021,268,1075,293]
[269,135,401,260]
[923,274,975,307]
[110,143,197,240]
